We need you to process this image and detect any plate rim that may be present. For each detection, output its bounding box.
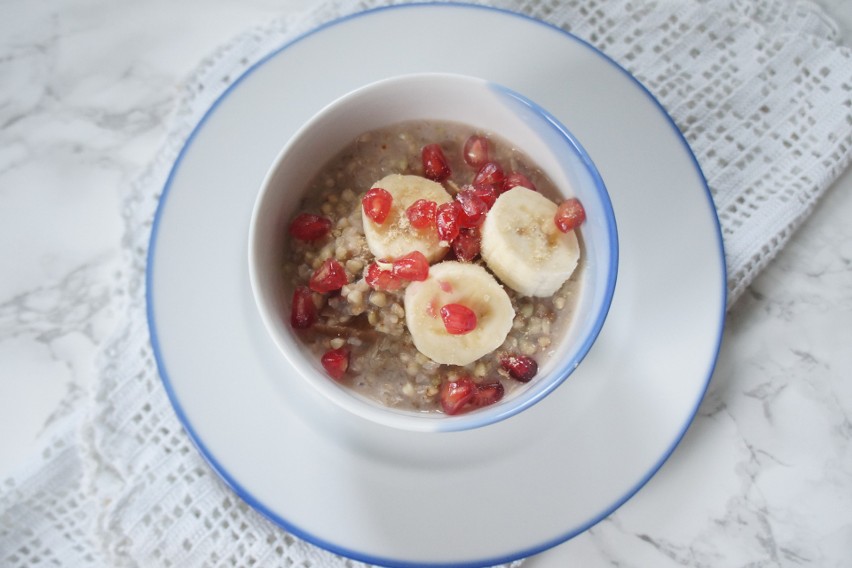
[146,3,727,566]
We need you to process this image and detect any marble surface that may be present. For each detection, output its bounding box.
[1,1,850,566]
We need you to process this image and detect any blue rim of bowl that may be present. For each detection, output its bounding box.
[146,3,727,567]
[425,77,619,432]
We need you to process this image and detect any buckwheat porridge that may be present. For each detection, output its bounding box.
[282,120,587,415]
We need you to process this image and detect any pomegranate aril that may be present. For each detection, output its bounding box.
[436,201,461,243]
[439,376,477,415]
[406,199,437,229]
[288,213,332,241]
[422,143,452,182]
[290,286,317,329]
[469,185,497,209]
[392,250,429,281]
[554,198,586,233]
[472,161,505,193]
[440,303,477,335]
[362,187,393,224]
[455,188,488,228]
[504,171,537,192]
[365,261,403,291]
[452,227,481,262]
[309,258,348,293]
[472,381,505,407]
[463,134,489,168]
[500,354,538,382]
[321,347,349,380]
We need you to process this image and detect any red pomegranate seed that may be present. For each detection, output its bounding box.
[463,134,489,168]
[472,381,505,407]
[554,198,586,233]
[439,376,477,415]
[290,286,317,329]
[309,258,348,293]
[504,171,537,192]
[422,143,452,182]
[365,261,403,291]
[455,188,489,228]
[452,227,481,262]
[500,354,538,383]
[472,161,505,193]
[469,184,497,209]
[288,213,332,241]
[392,251,429,281]
[362,187,393,224]
[436,201,461,243]
[321,347,349,380]
[405,199,437,229]
[440,304,477,335]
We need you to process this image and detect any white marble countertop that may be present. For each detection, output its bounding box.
[2,1,850,566]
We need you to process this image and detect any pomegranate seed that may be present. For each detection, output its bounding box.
[455,188,488,228]
[500,354,538,383]
[452,227,481,262]
[288,213,332,241]
[469,185,497,209]
[504,171,537,192]
[554,198,586,233]
[440,304,477,335]
[422,143,452,182]
[472,381,505,407]
[472,161,505,193]
[405,199,437,229]
[362,187,393,224]
[392,251,429,281]
[290,286,317,329]
[463,135,489,168]
[309,258,348,293]
[436,201,461,243]
[321,347,349,380]
[439,376,477,415]
[365,261,403,291]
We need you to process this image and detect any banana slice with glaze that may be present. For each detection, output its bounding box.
[361,174,453,262]
[480,186,580,297]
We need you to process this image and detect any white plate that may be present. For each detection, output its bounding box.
[147,4,726,567]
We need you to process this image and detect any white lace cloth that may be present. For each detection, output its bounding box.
[2,0,850,566]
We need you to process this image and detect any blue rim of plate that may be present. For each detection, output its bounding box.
[146,3,727,567]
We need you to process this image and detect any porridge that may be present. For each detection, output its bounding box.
[282,121,586,415]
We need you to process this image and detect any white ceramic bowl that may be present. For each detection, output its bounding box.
[248,73,617,432]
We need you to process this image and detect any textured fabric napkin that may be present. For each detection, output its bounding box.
[2,0,850,566]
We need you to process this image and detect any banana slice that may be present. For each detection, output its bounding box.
[404,261,515,366]
[362,174,453,262]
[480,186,580,297]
